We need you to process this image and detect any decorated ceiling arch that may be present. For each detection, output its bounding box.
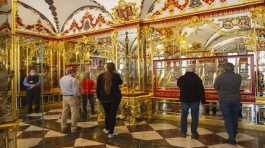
[61,6,112,35]
[11,0,264,37]
[17,1,57,35]
[0,0,11,33]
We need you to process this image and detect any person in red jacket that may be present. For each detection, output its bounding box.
[80,72,95,118]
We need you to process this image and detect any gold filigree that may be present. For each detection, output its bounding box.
[251,6,265,27]
[111,0,139,23]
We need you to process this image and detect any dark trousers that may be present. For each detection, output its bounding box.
[220,100,240,141]
[81,94,95,115]
[101,101,120,134]
[181,101,200,135]
[26,88,41,113]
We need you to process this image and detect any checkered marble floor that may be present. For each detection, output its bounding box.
[17,109,264,148]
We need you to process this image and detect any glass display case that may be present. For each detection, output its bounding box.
[0,35,16,123]
[257,51,265,97]
[115,28,140,92]
[153,54,255,103]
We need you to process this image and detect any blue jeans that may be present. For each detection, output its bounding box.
[180,102,200,135]
[220,100,240,141]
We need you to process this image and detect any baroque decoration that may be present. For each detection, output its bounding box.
[44,0,59,31]
[257,29,265,50]
[62,11,109,35]
[221,16,251,30]
[0,21,11,33]
[149,0,235,18]
[111,0,139,23]
[16,15,55,35]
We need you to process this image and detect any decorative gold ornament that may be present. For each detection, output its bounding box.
[251,6,265,27]
[111,0,139,23]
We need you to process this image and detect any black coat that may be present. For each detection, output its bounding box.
[96,72,123,103]
[177,72,205,103]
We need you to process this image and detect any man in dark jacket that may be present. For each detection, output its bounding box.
[23,68,41,113]
[214,63,241,145]
[177,66,205,138]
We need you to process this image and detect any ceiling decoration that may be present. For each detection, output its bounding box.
[17,15,54,35]
[44,0,59,32]
[89,0,112,16]
[62,10,110,35]
[0,0,10,14]
[61,5,111,32]
[0,21,10,33]
[17,1,56,33]
[0,2,11,34]
[111,0,139,23]
[146,0,263,20]
[17,2,56,35]
[0,9,10,14]
[14,0,264,36]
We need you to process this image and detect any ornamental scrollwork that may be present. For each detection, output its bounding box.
[111,0,139,23]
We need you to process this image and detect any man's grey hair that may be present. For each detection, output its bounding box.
[223,62,234,72]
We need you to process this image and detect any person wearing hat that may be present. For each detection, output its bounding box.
[59,68,80,133]
[214,63,241,145]
[177,65,205,139]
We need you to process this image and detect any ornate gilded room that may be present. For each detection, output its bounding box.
[0,0,265,147]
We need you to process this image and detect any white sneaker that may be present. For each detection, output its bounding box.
[107,132,118,138]
[102,128,109,134]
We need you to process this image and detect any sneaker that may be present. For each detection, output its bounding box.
[102,128,109,134]
[107,133,118,138]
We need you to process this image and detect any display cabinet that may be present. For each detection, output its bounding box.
[65,56,106,80]
[153,54,255,103]
[0,35,17,124]
[0,122,17,148]
[257,50,265,97]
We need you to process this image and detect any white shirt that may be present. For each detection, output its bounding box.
[59,74,80,96]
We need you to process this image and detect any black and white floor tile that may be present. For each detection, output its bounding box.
[17,109,264,148]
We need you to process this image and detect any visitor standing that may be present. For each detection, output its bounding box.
[177,66,205,139]
[214,63,241,145]
[23,68,41,113]
[80,72,95,120]
[96,62,123,138]
[60,68,80,133]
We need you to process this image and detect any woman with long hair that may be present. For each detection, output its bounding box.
[96,62,123,138]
